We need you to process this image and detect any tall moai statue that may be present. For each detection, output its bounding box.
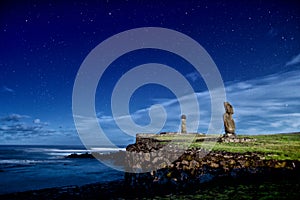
[181,114,187,134]
[223,102,236,137]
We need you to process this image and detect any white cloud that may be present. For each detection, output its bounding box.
[33,119,41,124]
[97,69,300,136]
[73,114,134,146]
[2,86,14,93]
[236,82,252,90]
[286,53,300,66]
[2,69,298,145]
[226,70,300,134]
[0,114,61,143]
[185,71,200,82]
[1,114,29,122]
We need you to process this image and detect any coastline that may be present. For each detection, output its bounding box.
[1,167,299,199]
[1,133,299,199]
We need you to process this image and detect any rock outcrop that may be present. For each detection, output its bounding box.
[125,136,299,189]
[65,153,94,159]
[218,136,256,143]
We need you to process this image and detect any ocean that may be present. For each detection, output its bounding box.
[0,145,125,194]
[0,145,299,199]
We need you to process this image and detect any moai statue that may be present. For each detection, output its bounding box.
[223,102,236,137]
[181,114,187,134]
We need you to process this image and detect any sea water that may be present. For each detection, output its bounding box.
[0,145,124,194]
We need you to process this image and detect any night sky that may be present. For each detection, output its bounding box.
[0,0,299,145]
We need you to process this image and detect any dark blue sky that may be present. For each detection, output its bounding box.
[0,0,299,145]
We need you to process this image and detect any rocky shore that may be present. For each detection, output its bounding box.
[1,134,299,199]
[124,135,300,190]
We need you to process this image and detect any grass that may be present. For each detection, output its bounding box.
[147,132,300,161]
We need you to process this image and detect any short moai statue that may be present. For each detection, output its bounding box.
[181,114,187,134]
[223,102,236,137]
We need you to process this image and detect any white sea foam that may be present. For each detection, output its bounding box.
[90,147,126,152]
[43,148,89,152]
[0,159,68,165]
[47,152,76,156]
[45,147,126,153]
[20,147,126,157]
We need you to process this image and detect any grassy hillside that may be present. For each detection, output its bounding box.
[148,132,300,161]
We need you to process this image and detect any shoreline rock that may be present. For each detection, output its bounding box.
[125,150,299,188]
[65,152,95,159]
[124,135,299,189]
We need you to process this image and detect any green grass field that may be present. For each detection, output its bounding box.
[148,132,300,161]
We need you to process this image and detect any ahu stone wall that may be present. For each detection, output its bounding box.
[125,136,299,188]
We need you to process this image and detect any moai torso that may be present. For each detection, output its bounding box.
[181,115,187,134]
[223,102,236,135]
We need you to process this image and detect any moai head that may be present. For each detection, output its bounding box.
[224,102,234,114]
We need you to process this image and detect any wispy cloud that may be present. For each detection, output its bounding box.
[33,118,41,124]
[2,69,298,145]
[225,70,300,134]
[286,53,300,66]
[0,114,77,144]
[2,86,14,93]
[1,114,29,122]
[33,118,48,126]
[74,114,135,146]
[97,69,300,136]
[185,72,200,82]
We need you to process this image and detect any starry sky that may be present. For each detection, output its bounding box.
[0,0,299,145]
